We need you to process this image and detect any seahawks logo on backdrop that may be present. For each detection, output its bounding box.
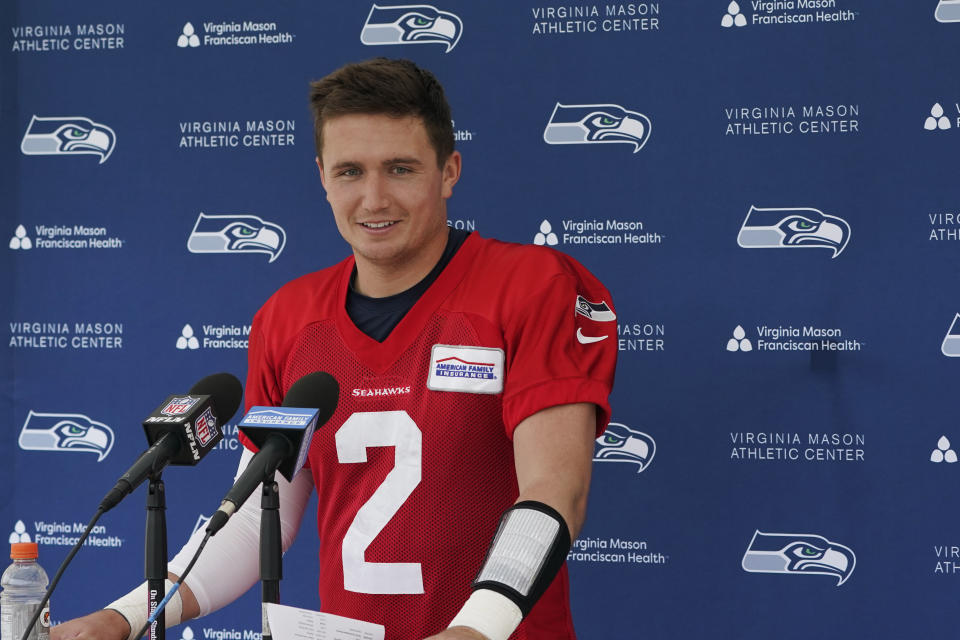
[936,0,960,22]
[593,423,655,473]
[21,115,117,164]
[942,313,960,357]
[742,530,856,586]
[360,4,463,52]
[190,514,211,537]
[543,103,652,153]
[187,213,286,263]
[575,295,616,322]
[736,206,851,258]
[19,411,115,462]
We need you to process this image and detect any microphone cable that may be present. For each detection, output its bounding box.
[19,507,106,640]
[18,372,242,640]
[132,532,212,640]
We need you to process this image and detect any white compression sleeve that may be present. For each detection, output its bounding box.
[167,447,314,616]
[106,579,182,640]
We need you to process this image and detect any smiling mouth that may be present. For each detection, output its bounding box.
[360,221,398,229]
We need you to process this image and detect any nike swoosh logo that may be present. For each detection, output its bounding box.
[577,328,608,344]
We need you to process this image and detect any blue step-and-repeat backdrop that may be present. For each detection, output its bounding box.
[4,1,960,637]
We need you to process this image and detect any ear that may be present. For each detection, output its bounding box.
[441,150,462,199]
[316,156,326,190]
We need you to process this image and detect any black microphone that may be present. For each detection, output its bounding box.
[205,372,338,535]
[99,373,243,512]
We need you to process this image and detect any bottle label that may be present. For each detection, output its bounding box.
[1,602,49,640]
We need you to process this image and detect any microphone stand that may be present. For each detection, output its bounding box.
[260,472,282,640]
[146,473,168,640]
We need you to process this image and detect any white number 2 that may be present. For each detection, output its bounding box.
[335,410,424,594]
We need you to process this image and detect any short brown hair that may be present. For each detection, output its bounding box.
[309,58,454,166]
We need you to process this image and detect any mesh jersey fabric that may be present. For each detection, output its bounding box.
[242,232,618,639]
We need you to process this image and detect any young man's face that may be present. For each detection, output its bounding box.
[317,114,460,273]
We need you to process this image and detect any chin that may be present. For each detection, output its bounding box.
[355,243,407,264]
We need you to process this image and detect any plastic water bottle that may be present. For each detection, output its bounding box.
[0,543,50,640]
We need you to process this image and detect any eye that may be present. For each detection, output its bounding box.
[391,166,412,175]
[226,224,258,238]
[601,434,624,445]
[339,167,361,177]
[588,114,620,129]
[67,128,86,138]
[792,544,824,558]
[787,218,816,232]
[406,15,433,27]
[64,424,85,435]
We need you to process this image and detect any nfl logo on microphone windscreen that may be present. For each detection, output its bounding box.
[162,396,200,416]
[194,407,216,446]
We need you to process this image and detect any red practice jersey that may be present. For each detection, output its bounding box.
[243,232,617,639]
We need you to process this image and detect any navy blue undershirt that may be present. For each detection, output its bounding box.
[346,227,470,342]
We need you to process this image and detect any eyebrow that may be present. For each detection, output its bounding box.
[383,156,423,166]
[329,157,425,171]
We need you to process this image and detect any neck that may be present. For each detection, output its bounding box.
[353,228,449,298]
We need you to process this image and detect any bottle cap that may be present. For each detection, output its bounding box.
[10,542,39,559]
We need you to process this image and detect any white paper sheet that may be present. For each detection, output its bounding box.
[263,603,385,640]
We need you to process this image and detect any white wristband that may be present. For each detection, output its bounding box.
[448,589,523,640]
[106,579,183,640]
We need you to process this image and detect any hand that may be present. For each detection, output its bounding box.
[52,609,131,640]
[423,626,489,640]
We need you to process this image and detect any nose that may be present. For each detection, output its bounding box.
[361,173,390,213]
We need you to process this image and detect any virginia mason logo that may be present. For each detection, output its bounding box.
[9,226,32,250]
[21,115,116,163]
[11,23,125,53]
[925,103,952,130]
[721,1,748,26]
[530,3,662,36]
[544,103,651,153]
[176,322,250,350]
[721,0,858,26]
[737,206,850,258]
[177,23,201,47]
[176,323,250,350]
[187,213,286,262]
[9,223,123,251]
[532,217,661,246]
[9,521,31,544]
[19,411,115,461]
[360,4,463,52]
[726,326,753,352]
[724,103,860,136]
[176,20,295,48]
[931,436,957,463]
[533,220,559,246]
[176,324,201,350]
[726,323,863,353]
[742,530,855,586]
[9,519,122,549]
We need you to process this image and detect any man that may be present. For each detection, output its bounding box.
[53,58,617,640]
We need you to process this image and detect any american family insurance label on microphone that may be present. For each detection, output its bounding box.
[240,407,319,427]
